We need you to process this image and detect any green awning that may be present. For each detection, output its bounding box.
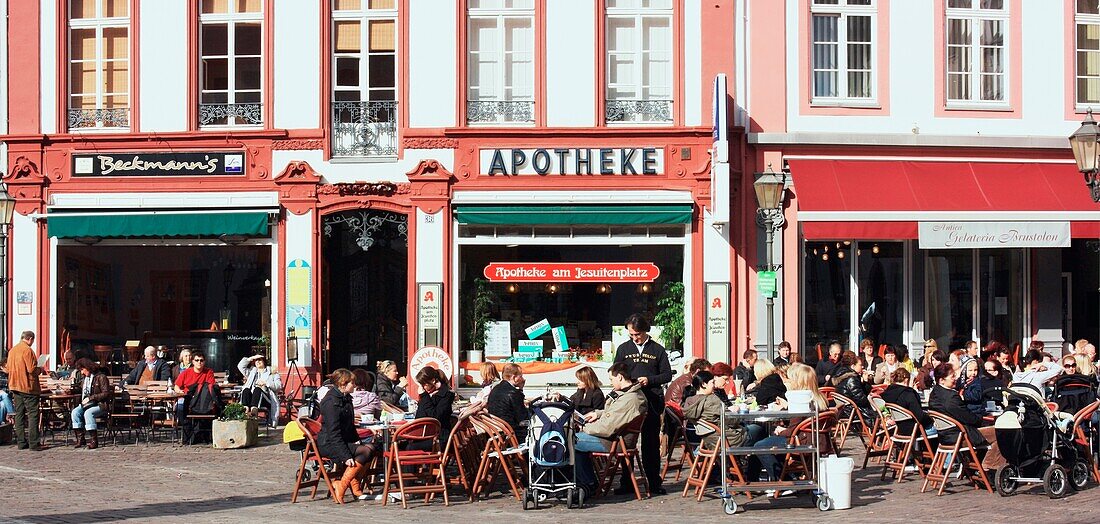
[48,212,270,239]
[454,205,693,225]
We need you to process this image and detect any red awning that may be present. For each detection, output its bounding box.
[788,159,1100,240]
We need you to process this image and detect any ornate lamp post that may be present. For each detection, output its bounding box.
[1068,109,1100,203]
[0,183,15,354]
[753,165,787,361]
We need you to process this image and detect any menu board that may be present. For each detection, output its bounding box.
[485,320,513,358]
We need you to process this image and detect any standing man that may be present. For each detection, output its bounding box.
[126,346,172,385]
[613,313,672,496]
[6,331,43,450]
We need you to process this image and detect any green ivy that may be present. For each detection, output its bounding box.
[468,279,497,352]
[654,281,685,350]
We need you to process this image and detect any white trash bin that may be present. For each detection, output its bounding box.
[818,455,854,510]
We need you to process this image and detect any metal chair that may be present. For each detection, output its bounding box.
[290,418,342,504]
[382,418,450,509]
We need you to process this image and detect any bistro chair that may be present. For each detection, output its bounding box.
[468,414,527,501]
[777,410,838,486]
[879,402,937,483]
[861,396,892,468]
[593,413,648,500]
[290,418,342,504]
[382,417,449,509]
[107,385,151,444]
[819,386,836,406]
[1071,400,1100,484]
[680,420,752,502]
[661,402,694,482]
[921,411,992,496]
[441,415,483,498]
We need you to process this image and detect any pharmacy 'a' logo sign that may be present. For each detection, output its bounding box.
[423,290,434,301]
[711,298,722,309]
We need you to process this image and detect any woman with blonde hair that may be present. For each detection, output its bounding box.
[1074,353,1098,379]
[373,359,408,409]
[752,358,786,406]
[751,363,830,484]
[472,362,501,404]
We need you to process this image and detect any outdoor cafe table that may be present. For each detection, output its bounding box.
[39,392,79,437]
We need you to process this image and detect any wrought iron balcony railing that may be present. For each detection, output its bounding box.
[466,100,535,124]
[605,99,673,123]
[68,107,129,129]
[199,103,263,126]
[332,100,399,158]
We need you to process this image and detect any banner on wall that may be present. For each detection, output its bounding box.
[484,262,660,282]
[705,283,730,363]
[918,222,1070,249]
[286,260,312,368]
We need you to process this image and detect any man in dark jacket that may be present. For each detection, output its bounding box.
[488,363,530,441]
[772,341,793,367]
[831,351,875,423]
[126,346,172,385]
[613,313,672,495]
[815,342,843,386]
[734,349,758,393]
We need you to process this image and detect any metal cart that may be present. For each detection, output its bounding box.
[715,404,829,515]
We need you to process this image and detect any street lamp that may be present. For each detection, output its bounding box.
[753,165,787,362]
[1068,109,1100,203]
[0,183,15,354]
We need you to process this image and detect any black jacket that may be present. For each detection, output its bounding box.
[752,373,786,406]
[928,384,986,446]
[487,380,529,439]
[861,355,883,376]
[772,355,792,367]
[734,362,757,391]
[569,387,606,415]
[879,384,931,434]
[831,367,875,421]
[374,374,406,407]
[126,359,172,385]
[317,390,358,464]
[415,385,455,444]
[815,359,841,386]
[613,338,672,414]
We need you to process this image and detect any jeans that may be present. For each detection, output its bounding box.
[0,390,13,420]
[574,432,610,489]
[742,423,767,447]
[71,404,103,430]
[11,391,40,448]
[753,435,789,480]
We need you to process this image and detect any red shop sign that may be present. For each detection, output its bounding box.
[483,262,660,282]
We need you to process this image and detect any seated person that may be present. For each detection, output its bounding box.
[956,357,987,416]
[351,369,382,420]
[751,363,832,483]
[751,359,787,407]
[52,350,77,380]
[574,363,647,496]
[173,350,217,420]
[317,368,377,502]
[879,368,935,437]
[815,342,843,386]
[1012,349,1063,389]
[410,367,455,451]
[666,357,710,405]
[913,349,947,392]
[0,359,11,423]
[488,363,530,441]
[734,349,758,394]
[373,360,408,409]
[472,362,501,404]
[237,355,282,428]
[682,370,757,449]
[69,358,113,449]
[126,346,172,385]
[570,366,606,415]
[710,362,735,405]
[171,349,192,383]
[873,345,902,385]
[831,351,877,422]
[928,362,987,447]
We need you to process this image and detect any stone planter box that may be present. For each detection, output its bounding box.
[212,418,258,449]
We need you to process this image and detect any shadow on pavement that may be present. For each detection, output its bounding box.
[12,494,288,523]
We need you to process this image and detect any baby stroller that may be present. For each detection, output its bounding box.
[992,383,1090,498]
[523,400,583,510]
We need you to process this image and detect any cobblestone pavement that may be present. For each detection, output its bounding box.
[1,433,1099,524]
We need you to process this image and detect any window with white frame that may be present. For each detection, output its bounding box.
[68,0,130,130]
[466,0,534,124]
[1076,0,1100,106]
[810,0,875,103]
[199,0,263,127]
[945,0,1007,105]
[332,0,398,157]
[605,0,673,123]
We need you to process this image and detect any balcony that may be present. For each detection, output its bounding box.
[199,103,263,127]
[67,107,129,130]
[466,100,535,124]
[605,99,673,124]
[332,100,399,158]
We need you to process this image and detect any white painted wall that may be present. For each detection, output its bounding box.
[271,149,454,185]
[407,1,456,127]
[10,212,39,347]
[139,0,188,132]
[780,0,1083,137]
[40,0,57,134]
[683,0,702,127]
[284,210,313,367]
[546,0,596,127]
[415,208,445,283]
[273,0,321,130]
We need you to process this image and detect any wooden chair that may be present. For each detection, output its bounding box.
[381,402,405,415]
[819,386,836,405]
[1071,400,1100,483]
[680,420,752,502]
[593,413,648,500]
[441,415,484,498]
[107,386,151,444]
[879,402,937,483]
[860,396,892,468]
[382,418,450,509]
[468,414,526,501]
[777,410,838,484]
[870,383,889,395]
[661,402,693,481]
[921,411,992,495]
[290,418,342,504]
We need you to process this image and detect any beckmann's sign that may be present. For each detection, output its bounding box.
[479,147,664,176]
[72,152,246,177]
[483,262,660,282]
[918,221,1071,249]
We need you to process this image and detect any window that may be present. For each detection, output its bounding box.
[466,0,534,124]
[945,0,1007,105]
[605,0,673,123]
[199,0,263,127]
[1077,0,1100,106]
[332,0,398,157]
[68,0,130,130]
[810,0,875,102]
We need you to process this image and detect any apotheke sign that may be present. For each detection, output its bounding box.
[72,152,246,177]
[483,262,660,282]
[479,147,663,176]
[918,221,1070,249]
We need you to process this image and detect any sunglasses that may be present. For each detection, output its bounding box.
[192,358,205,362]
[924,345,934,349]
[1064,363,1077,368]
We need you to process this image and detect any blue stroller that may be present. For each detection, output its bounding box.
[523,400,583,509]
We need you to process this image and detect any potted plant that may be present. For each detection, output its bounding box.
[654,281,685,351]
[466,278,497,362]
[212,402,259,449]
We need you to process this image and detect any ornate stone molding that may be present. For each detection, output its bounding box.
[401,137,458,149]
[272,139,324,151]
[6,156,43,181]
[4,155,48,214]
[317,182,411,197]
[273,161,322,215]
[405,159,454,180]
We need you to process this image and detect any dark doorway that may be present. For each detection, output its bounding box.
[321,209,409,374]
